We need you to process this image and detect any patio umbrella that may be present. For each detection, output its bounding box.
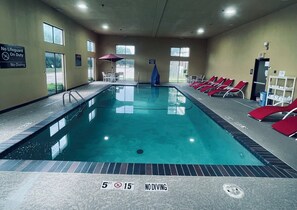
[99,53,124,73]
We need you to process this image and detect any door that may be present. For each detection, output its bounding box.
[45,52,65,95]
[116,59,135,81]
[169,61,188,82]
[250,58,269,100]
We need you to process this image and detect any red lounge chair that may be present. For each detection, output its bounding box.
[272,116,297,137]
[194,76,224,90]
[207,81,248,99]
[200,78,234,93]
[191,76,217,89]
[198,77,225,91]
[248,99,297,121]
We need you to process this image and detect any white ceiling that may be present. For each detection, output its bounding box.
[41,0,297,38]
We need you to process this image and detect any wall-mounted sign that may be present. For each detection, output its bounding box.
[149,59,156,64]
[75,54,81,66]
[0,44,26,68]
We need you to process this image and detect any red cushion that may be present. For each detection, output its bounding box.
[272,116,297,136]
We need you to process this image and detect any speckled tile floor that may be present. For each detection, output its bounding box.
[0,82,296,209]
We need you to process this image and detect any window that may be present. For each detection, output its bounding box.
[88,57,95,82]
[87,41,95,52]
[170,47,190,57]
[43,23,64,45]
[116,45,135,55]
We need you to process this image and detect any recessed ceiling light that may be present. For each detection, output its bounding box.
[197,28,205,34]
[77,2,88,10]
[102,24,109,30]
[223,7,236,17]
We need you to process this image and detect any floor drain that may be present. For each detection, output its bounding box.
[137,149,143,154]
[223,184,244,199]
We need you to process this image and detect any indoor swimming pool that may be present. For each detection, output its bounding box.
[2,85,264,165]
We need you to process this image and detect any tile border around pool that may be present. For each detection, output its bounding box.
[0,84,296,178]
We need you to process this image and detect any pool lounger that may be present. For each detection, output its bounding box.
[272,116,297,137]
[248,99,297,121]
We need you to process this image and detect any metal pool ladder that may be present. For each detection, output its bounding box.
[62,90,86,106]
[63,90,86,109]
[62,90,87,119]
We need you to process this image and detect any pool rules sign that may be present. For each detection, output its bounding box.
[0,44,26,68]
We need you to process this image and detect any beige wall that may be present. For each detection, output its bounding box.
[2,1,296,111]
[0,0,98,111]
[205,4,297,99]
[96,35,207,82]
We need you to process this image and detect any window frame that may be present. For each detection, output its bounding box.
[87,40,95,52]
[116,45,135,55]
[170,47,190,57]
[43,22,64,45]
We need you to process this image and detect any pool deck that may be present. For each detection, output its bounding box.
[0,81,296,209]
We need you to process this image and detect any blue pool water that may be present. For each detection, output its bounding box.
[4,85,263,165]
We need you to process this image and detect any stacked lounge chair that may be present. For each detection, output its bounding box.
[197,77,225,91]
[191,76,217,89]
[200,78,234,93]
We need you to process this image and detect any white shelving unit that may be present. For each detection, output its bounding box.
[265,76,296,106]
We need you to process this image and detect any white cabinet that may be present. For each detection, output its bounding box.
[266,76,296,106]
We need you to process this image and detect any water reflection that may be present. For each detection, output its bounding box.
[89,109,96,121]
[167,88,187,115]
[116,105,134,114]
[113,86,188,115]
[88,98,95,107]
[50,118,66,137]
[51,135,68,159]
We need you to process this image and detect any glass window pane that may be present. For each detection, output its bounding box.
[88,57,94,81]
[180,47,190,57]
[53,27,63,45]
[116,45,126,54]
[170,48,180,56]
[178,61,189,82]
[126,46,135,55]
[169,61,179,82]
[87,41,91,51]
[43,23,53,43]
[87,41,95,52]
[116,59,134,81]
